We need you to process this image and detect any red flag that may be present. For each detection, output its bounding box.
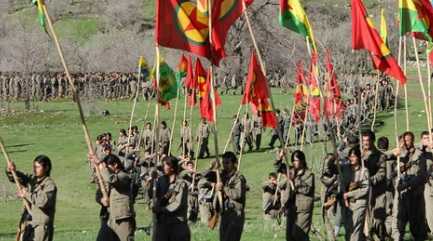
[352,0,406,85]
[294,61,308,106]
[242,50,277,128]
[200,69,221,122]
[324,50,345,121]
[184,56,195,89]
[307,53,321,123]
[195,59,207,96]
[156,0,252,65]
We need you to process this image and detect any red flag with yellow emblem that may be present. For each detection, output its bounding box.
[324,50,345,121]
[200,68,221,122]
[352,0,406,85]
[242,50,277,128]
[307,53,321,123]
[156,0,252,65]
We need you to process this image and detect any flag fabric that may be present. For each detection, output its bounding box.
[151,57,178,106]
[307,53,321,123]
[195,58,207,97]
[32,0,46,29]
[242,50,277,128]
[380,9,388,44]
[200,69,221,122]
[184,56,195,89]
[177,54,188,80]
[324,50,345,121]
[294,61,308,106]
[279,0,317,52]
[155,0,252,65]
[138,56,149,80]
[352,0,407,85]
[399,0,433,41]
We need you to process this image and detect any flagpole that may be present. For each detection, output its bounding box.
[223,104,243,153]
[182,85,188,157]
[411,36,433,143]
[237,108,249,172]
[41,3,108,200]
[284,104,296,149]
[394,77,401,181]
[0,135,32,214]
[168,84,181,155]
[126,60,143,156]
[403,37,410,131]
[155,46,161,163]
[370,71,380,131]
[208,0,223,212]
[427,48,432,127]
[137,101,152,152]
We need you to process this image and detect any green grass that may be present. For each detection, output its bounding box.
[0,69,430,241]
[54,17,100,43]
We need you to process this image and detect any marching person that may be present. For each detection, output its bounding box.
[152,156,190,241]
[159,121,171,156]
[6,155,57,241]
[285,150,315,241]
[197,119,211,159]
[216,152,248,241]
[90,154,136,241]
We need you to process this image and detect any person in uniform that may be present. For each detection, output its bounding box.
[159,121,171,156]
[6,155,57,241]
[285,150,315,241]
[94,154,135,241]
[197,169,217,225]
[361,130,387,241]
[216,152,247,241]
[419,131,433,238]
[252,113,263,150]
[142,122,153,153]
[262,172,281,222]
[320,154,339,241]
[197,119,211,159]
[117,129,129,156]
[181,161,200,223]
[342,147,370,241]
[231,116,242,154]
[180,120,192,158]
[391,131,427,241]
[241,114,253,152]
[152,156,191,241]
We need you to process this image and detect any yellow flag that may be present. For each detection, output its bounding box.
[380,9,388,44]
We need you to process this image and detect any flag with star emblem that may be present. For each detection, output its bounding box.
[352,0,406,85]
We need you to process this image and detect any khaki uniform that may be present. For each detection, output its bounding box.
[159,128,171,155]
[153,175,191,241]
[101,168,135,241]
[142,129,153,153]
[180,126,192,157]
[6,171,57,241]
[117,135,129,154]
[252,115,263,150]
[362,148,387,240]
[391,147,427,241]
[197,123,211,158]
[262,180,281,220]
[287,169,315,241]
[342,166,370,241]
[197,171,216,225]
[219,171,247,241]
[181,170,200,223]
[424,149,433,234]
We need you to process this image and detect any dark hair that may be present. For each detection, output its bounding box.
[377,137,389,150]
[161,121,167,127]
[103,154,124,170]
[222,151,238,165]
[348,146,361,160]
[120,129,127,136]
[291,150,307,168]
[34,155,52,176]
[403,131,415,141]
[163,156,181,174]
[105,132,112,139]
[421,131,430,137]
[268,172,277,179]
[362,130,376,142]
[347,134,359,145]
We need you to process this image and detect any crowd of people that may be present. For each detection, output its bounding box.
[0,72,154,101]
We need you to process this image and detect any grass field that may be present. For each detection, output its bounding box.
[0,72,430,241]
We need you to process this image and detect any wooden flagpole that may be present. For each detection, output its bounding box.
[394,79,401,181]
[370,71,380,131]
[411,36,433,143]
[223,104,243,153]
[136,101,152,152]
[427,48,432,127]
[237,108,249,172]
[155,46,161,162]
[0,136,31,213]
[403,37,410,131]
[182,86,188,156]
[41,3,107,200]
[126,60,143,155]
[168,86,181,155]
